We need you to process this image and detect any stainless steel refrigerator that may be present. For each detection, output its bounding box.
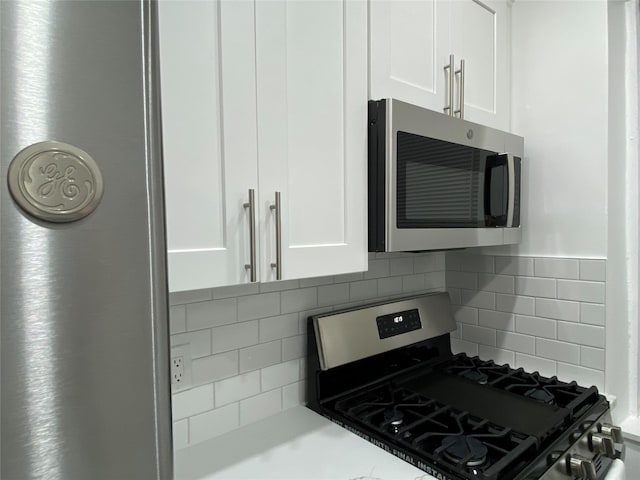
[1,1,173,479]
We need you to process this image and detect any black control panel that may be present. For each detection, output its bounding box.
[376,309,422,339]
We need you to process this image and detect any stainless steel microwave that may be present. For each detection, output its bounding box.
[368,98,524,252]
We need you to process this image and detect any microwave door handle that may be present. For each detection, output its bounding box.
[506,154,516,227]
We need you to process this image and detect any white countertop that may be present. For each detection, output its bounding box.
[174,406,435,480]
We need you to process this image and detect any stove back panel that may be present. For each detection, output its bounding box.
[403,373,569,440]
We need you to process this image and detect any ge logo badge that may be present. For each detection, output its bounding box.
[8,141,104,223]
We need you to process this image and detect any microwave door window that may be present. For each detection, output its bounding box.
[396,131,488,228]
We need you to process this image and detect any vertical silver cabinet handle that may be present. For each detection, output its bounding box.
[454,58,465,119]
[269,191,282,280]
[243,189,257,282]
[443,54,455,115]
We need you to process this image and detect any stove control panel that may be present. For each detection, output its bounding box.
[376,309,421,339]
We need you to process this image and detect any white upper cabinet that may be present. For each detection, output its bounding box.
[369,0,451,113]
[159,0,259,292]
[255,0,368,282]
[369,0,511,131]
[159,0,368,291]
[449,0,510,130]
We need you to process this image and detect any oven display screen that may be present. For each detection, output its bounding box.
[376,309,421,339]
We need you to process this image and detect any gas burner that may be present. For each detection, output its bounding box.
[441,435,488,468]
[459,370,488,384]
[384,408,404,433]
[525,388,555,405]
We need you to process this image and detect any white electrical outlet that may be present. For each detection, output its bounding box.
[171,344,192,392]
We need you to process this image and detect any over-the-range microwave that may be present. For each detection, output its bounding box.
[368,98,524,252]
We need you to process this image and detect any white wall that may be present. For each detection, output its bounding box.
[485,0,608,258]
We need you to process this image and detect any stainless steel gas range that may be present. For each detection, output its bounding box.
[306,292,625,480]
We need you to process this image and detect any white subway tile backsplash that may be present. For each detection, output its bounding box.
[496,331,535,355]
[515,315,556,339]
[495,256,534,276]
[579,260,605,281]
[580,303,605,326]
[402,274,426,292]
[211,321,259,354]
[478,345,515,366]
[335,272,364,283]
[282,335,305,361]
[515,277,556,298]
[535,298,580,322]
[515,353,557,377]
[451,323,462,339]
[238,293,280,321]
[455,253,495,273]
[192,351,239,385]
[213,283,260,300]
[240,389,282,426]
[557,280,605,303]
[187,298,237,330]
[447,288,462,305]
[414,255,440,273]
[189,403,239,445]
[580,346,605,370]
[478,274,515,294]
[350,279,378,301]
[460,290,496,309]
[451,338,479,356]
[462,324,496,346]
[317,284,349,307]
[557,363,604,389]
[378,276,403,296]
[478,309,515,331]
[390,257,414,276]
[281,287,318,314]
[261,360,300,391]
[535,338,580,364]
[557,322,604,348]
[171,330,211,358]
[299,276,334,288]
[259,313,298,343]
[425,270,446,289]
[364,259,389,279]
[170,288,212,305]
[447,271,478,289]
[215,371,260,407]
[496,294,535,315]
[173,419,189,450]
[170,305,187,334]
[299,357,308,380]
[260,279,300,293]
[534,258,579,279]
[283,380,306,409]
[172,383,214,420]
[239,341,281,373]
[452,306,478,325]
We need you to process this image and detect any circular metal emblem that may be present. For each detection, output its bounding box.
[467,129,474,140]
[8,141,104,223]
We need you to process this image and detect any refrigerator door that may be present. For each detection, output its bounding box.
[1,1,172,479]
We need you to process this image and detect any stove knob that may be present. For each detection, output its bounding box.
[567,455,597,480]
[591,433,615,457]
[601,423,624,443]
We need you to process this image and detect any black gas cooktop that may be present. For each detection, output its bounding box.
[306,293,623,480]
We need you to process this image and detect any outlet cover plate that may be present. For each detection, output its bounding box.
[171,344,192,393]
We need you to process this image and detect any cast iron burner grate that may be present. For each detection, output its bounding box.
[333,384,539,480]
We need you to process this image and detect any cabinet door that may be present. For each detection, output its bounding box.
[159,0,258,292]
[369,0,451,112]
[449,0,511,130]
[255,0,368,282]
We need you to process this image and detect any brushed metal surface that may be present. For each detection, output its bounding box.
[313,292,456,370]
[1,2,172,479]
[8,140,104,223]
[383,98,525,252]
